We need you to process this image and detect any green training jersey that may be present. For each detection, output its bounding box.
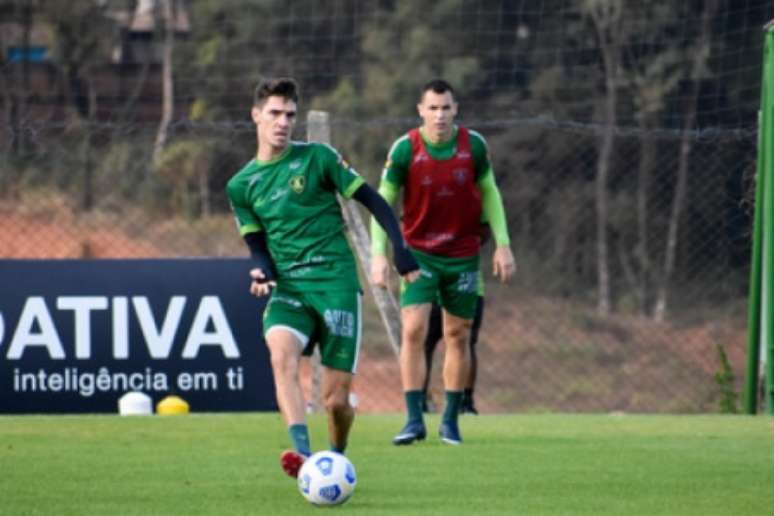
[227,141,365,292]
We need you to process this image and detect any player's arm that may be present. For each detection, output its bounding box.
[369,181,396,253]
[243,230,277,296]
[369,137,412,288]
[227,177,276,296]
[353,183,418,282]
[368,181,399,288]
[316,141,418,284]
[478,169,516,282]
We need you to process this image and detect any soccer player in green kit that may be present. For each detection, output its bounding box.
[227,78,419,478]
[371,79,515,445]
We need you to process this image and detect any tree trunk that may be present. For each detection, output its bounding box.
[0,23,14,165]
[652,0,719,322]
[589,1,622,316]
[635,114,656,314]
[14,1,33,157]
[595,96,614,316]
[199,165,211,218]
[153,0,175,165]
[81,74,98,212]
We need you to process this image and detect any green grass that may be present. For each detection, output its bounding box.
[2,413,773,515]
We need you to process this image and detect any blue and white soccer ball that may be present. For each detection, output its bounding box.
[297,451,357,506]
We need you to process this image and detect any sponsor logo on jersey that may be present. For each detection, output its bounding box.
[323,309,355,338]
[248,173,263,187]
[437,186,454,198]
[289,175,306,194]
[456,271,478,293]
[289,159,303,170]
[338,156,359,176]
[270,188,288,201]
[425,232,454,245]
[270,295,302,308]
[419,268,434,279]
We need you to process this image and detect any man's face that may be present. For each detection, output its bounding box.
[417,90,458,142]
[252,95,297,150]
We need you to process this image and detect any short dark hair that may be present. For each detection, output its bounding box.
[253,77,299,107]
[420,79,455,101]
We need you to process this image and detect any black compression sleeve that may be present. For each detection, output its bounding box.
[352,183,419,275]
[243,231,276,281]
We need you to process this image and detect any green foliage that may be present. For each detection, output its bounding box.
[153,136,247,219]
[1,0,760,320]
[714,343,740,414]
[312,0,490,170]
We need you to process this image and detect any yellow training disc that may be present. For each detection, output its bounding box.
[156,395,190,415]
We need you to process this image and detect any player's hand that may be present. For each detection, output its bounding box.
[249,267,276,297]
[493,245,516,283]
[371,254,390,288]
[402,269,421,284]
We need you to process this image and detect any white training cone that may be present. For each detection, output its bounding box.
[118,391,153,416]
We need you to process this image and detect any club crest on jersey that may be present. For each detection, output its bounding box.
[289,175,306,194]
[453,168,468,184]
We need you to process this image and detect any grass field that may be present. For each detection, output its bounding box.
[2,413,773,515]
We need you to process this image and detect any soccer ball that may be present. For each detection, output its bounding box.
[297,451,357,506]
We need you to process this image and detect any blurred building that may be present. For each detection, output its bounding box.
[0,0,190,133]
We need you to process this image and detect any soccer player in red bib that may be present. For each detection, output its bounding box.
[371,79,515,445]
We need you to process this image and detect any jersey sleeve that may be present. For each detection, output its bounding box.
[381,135,412,188]
[469,130,493,183]
[317,143,365,198]
[369,181,400,256]
[479,173,511,246]
[226,175,263,236]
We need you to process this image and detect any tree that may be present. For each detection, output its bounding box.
[583,0,624,316]
[313,0,487,177]
[153,0,177,164]
[40,0,114,210]
[620,3,684,316]
[653,0,721,322]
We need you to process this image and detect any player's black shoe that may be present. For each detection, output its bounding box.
[392,421,427,445]
[460,400,479,415]
[439,421,463,445]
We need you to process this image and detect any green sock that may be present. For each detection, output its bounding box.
[405,390,425,424]
[442,391,463,424]
[288,424,311,456]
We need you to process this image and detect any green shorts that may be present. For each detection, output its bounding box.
[263,285,362,373]
[400,249,480,320]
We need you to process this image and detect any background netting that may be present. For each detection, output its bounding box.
[2,0,772,412]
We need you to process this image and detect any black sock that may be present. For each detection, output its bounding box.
[405,390,424,424]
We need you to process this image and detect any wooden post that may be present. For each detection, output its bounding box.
[306,110,402,358]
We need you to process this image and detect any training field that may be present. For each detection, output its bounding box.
[2,413,773,515]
